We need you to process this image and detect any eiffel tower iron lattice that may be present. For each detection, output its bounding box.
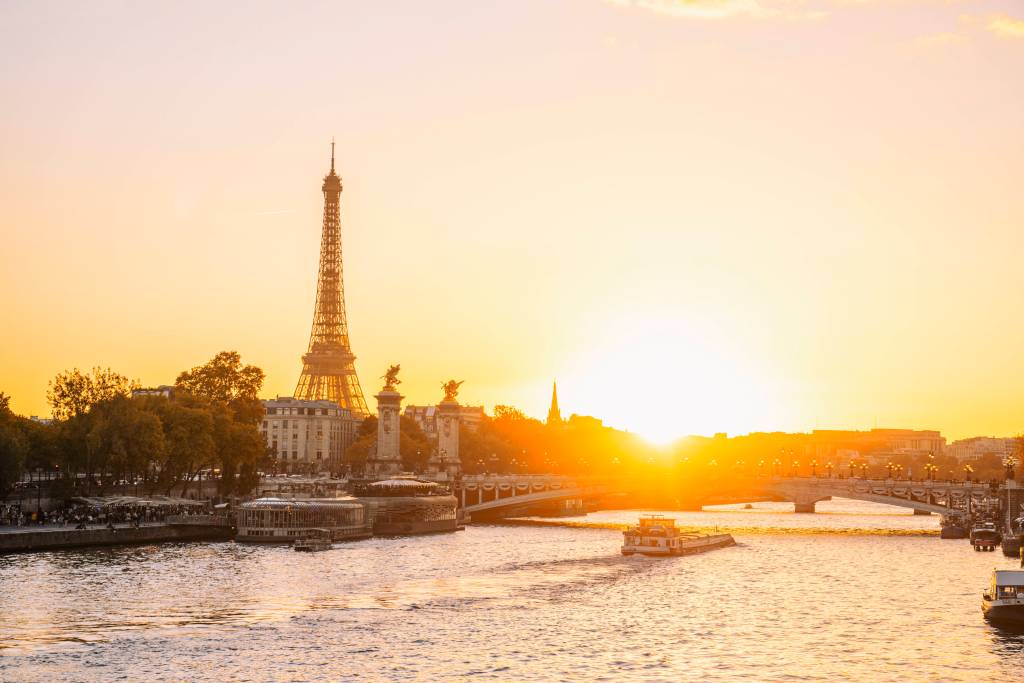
[293,143,369,417]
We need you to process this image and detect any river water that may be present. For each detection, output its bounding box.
[2,499,1024,681]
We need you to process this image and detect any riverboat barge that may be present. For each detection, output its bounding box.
[236,498,371,543]
[621,515,735,556]
[983,570,1024,626]
[353,478,462,535]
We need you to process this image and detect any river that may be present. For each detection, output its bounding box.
[2,499,1023,681]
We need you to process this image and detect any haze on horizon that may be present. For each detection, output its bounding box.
[1,0,1023,443]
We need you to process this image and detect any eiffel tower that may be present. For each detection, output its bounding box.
[294,143,369,418]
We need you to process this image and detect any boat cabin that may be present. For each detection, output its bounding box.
[989,570,1024,601]
[635,515,678,535]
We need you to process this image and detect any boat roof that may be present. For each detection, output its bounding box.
[240,497,363,510]
[367,479,439,490]
[994,570,1024,584]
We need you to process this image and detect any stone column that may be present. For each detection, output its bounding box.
[369,387,403,477]
[436,398,462,481]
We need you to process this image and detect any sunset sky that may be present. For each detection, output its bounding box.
[2,0,1023,442]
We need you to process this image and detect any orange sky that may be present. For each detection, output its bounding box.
[2,0,1023,442]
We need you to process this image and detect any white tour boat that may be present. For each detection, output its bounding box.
[983,569,1024,626]
[621,515,735,557]
[293,528,333,552]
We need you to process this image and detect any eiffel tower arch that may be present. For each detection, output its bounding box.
[294,143,369,418]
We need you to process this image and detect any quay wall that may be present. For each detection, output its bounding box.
[0,524,232,554]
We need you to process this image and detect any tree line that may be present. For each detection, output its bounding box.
[0,352,268,500]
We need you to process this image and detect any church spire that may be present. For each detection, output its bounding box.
[547,381,562,426]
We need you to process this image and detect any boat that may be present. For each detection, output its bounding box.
[983,570,1024,626]
[354,478,462,535]
[621,515,735,556]
[1001,516,1024,557]
[971,522,1001,552]
[940,512,969,539]
[236,498,371,543]
[293,528,333,552]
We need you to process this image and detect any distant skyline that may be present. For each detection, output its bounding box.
[2,0,1023,442]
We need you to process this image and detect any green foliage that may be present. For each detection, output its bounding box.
[46,367,138,421]
[2,352,268,500]
[175,351,264,404]
[145,396,215,495]
[399,415,432,472]
[0,400,28,494]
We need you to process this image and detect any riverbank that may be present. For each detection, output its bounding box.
[0,523,232,554]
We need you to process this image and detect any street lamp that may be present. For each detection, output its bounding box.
[924,463,938,481]
[791,460,800,477]
[859,463,868,478]
[810,459,819,477]
[1005,456,1019,481]
[773,458,782,476]
[759,459,766,476]
[886,461,895,479]
[963,463,974,482]
[826,461,834,478]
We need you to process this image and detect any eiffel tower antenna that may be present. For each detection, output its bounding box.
[293,143,369,417]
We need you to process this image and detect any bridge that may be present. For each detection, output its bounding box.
[764,476,997,514]
[457,475,610,517]
[452,473,1002,520]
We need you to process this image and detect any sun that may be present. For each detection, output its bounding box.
[557,313,783,443]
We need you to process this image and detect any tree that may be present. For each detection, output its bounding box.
[345,433,376,473]
[493,405,526,421]
[79,396,165,492]
[0,395,27,495]
[175,352,266,496]
[399,415,432,472]
[176,351,264,403]
[47,367,138,421]
[147,398,215,496]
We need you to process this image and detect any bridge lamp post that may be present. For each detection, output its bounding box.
[924,463,937,481]
[886,462,895,480]
[810,459,819,477]
[826,461,834,478]
[791,460,800,477]
[773,458,782,476]
[963,463,974,483]
[1005,456,1019,481]
[759,460,765,477]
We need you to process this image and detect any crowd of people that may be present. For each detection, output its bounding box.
[0,502,207,529]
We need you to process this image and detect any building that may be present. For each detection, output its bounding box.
[403,405,485,436]
[946,437,1020,463]
[261,397,360,474]
[547,381,562,426]
[132,385,175,399]
[807,428,946,461]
